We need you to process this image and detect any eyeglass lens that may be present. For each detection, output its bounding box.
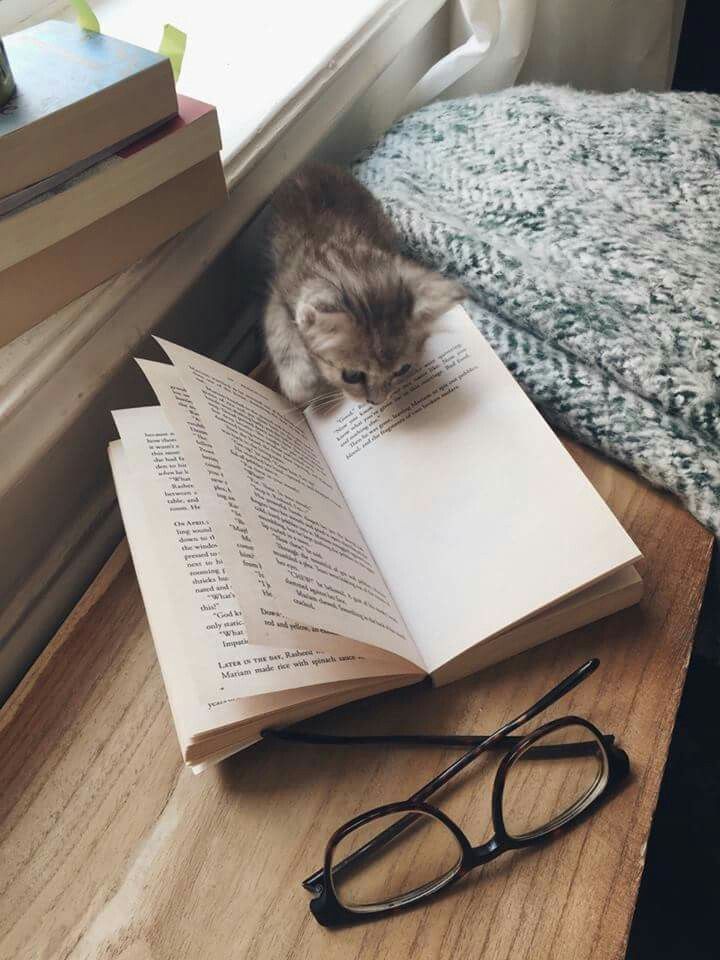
[330,810,463,912]
[501,723,608,840]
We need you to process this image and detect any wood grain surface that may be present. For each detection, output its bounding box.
[0,439,712,960]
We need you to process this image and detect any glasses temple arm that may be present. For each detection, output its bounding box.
[266,730,497,746]
[408,657,600,805]
[265,730,613,752]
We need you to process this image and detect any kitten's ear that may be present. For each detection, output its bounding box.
[296,302,349,351]
[399,259,466,321]
[296,301,319,335]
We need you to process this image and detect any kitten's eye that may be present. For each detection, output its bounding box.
[394,363,412,378]
[342,369,366,384]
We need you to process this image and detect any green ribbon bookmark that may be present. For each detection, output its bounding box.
[159,24,187,83]
[70,0,100,33]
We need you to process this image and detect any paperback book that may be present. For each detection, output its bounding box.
[109,306,642,770]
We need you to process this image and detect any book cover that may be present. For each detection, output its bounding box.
[1,20,168,137]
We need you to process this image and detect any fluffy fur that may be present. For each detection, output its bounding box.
[263,164,464,407]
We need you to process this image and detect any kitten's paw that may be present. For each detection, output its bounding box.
[278,368,321,407]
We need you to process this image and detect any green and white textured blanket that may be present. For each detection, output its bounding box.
[354,85,720,538]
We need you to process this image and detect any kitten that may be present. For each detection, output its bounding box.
[262,163,465,408]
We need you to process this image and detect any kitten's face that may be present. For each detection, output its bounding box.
[295,258,464,406]
[299,311,426,405]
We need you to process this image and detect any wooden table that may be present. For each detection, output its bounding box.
[0,440,712,960]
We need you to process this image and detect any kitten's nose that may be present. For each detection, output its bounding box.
[366,384,390,405]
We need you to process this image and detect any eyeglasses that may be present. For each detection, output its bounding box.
[264,658,629,928]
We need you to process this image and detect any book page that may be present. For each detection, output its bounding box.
[112,407,409,707]
[306,305,641,674]
[109,439,414,762]
[139,351,422,669]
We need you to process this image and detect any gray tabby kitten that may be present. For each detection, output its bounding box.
[263,164,464,407]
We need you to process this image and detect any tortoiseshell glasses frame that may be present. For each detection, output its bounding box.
[265,658,630,928]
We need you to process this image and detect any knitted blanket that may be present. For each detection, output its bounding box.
[354,85,720,540]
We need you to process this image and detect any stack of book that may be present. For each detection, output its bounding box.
[0,20,227,348]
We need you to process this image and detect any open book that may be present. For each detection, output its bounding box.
[109,306,642,770]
